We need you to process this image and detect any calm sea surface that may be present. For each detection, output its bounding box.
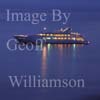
[0,11,100,100]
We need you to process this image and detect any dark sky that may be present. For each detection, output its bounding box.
[0,0,100,37]
[0,0,100,11]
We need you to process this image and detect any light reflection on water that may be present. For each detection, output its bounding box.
[1,35,100,100]
[41,44,84,78]
[41,46,47,78]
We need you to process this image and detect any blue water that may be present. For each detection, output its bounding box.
[0,10,100,100]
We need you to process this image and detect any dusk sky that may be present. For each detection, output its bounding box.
[0,0,100,12]
[0,0,100,40]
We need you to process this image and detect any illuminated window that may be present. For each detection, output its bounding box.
[46,37,51,39]
[72,37,76,40]
[50,34,53,36]
[46,34,49,36]
[68,34,70,37]
[42,34,46,36]
[76,38,84,41]
[53,37,57,39]
[64,38,67,39]
[58,38,61,39]
[39,34,43,36]
[61,38,64,40]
